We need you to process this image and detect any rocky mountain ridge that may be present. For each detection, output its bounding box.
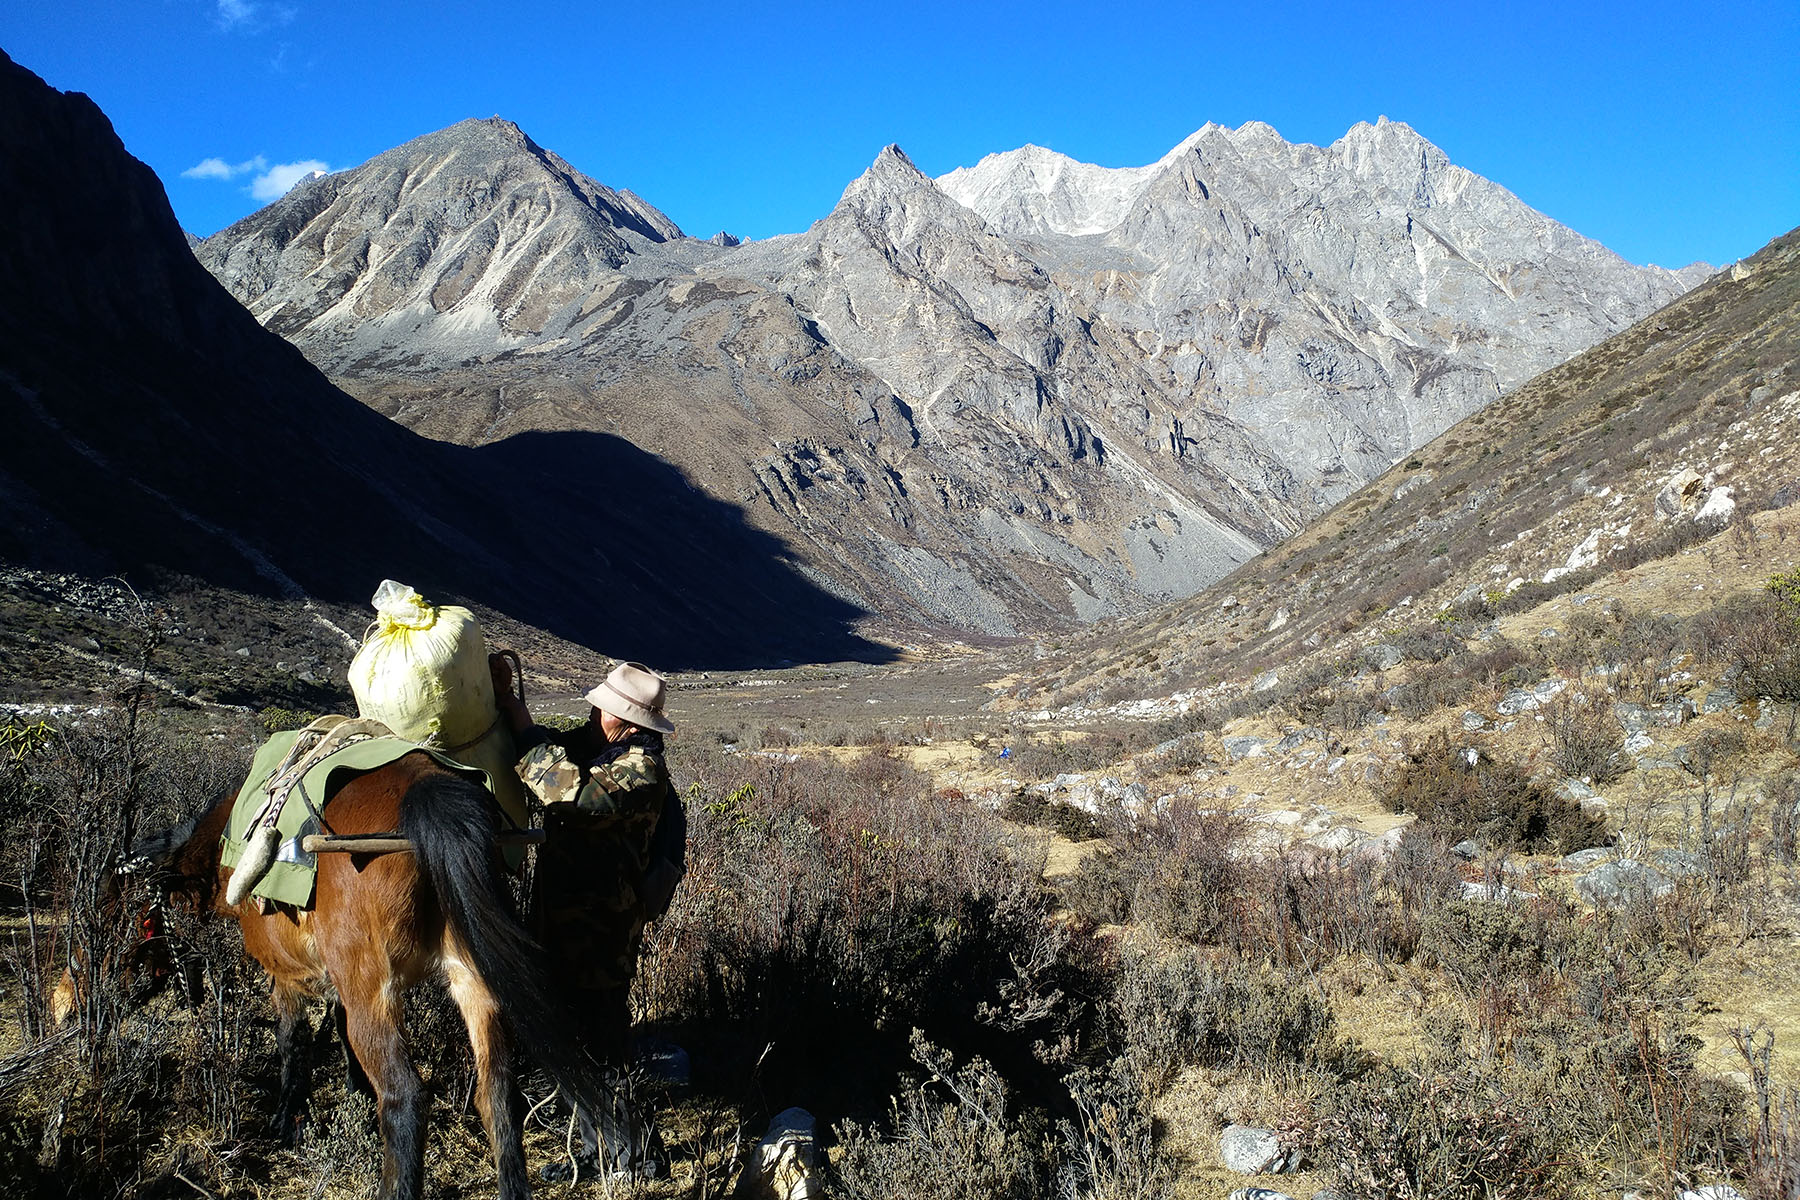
[198,114,1710,639]
[0,53,879,670]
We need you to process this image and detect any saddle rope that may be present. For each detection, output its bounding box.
[223,715,394,906]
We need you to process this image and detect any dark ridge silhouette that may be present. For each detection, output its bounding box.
[0,49,890,669]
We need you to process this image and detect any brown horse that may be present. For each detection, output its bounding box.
[150,750,608,1200]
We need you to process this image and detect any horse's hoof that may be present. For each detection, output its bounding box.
[537,1154,596,1183]
[271,1113,304,1149]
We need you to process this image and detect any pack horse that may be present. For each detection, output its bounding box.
[154,752,602,1200]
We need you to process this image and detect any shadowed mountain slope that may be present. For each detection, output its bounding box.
[0,51,885,669]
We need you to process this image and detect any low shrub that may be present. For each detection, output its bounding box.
[1108,946,1343,1086]
[833,1033,1051,1200]
[1381,732,1609,854]
[1003,789,1106,842]
[1307,1061,1573,1200]
[1542,684,1630,783]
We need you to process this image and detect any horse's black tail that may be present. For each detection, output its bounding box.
[399,770,609,1110]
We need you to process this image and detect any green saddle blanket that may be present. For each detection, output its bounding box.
[219,729,494,908]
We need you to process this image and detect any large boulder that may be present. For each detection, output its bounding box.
[1575,859,1675,907]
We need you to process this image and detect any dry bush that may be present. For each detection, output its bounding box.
[1733,1026,1800,1200]
[1306,1061,1572,1200]
[1229,847,1456,968]
[1107,945,1342,1087]
[1127,805,1244,946]
[1003,732,1131,779]
[1391,624,1466,664]
[0,704,267,1195]
[1004,789,1106,842]
[1711,585,1800,737]
[1421,901,1547,1057]
[1319,889,1748,1196]
[1542,683,1630,783]
[1769,770,1799,867]
[1386,658,1480,719]
[1381,732,1609,854]
[832,1032,1052,1200]
[1055,1057,1177,1200]
[643,748,1088,1095]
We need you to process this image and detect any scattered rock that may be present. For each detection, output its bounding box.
[638,1040,690,1088]
[1274,727,1326,752]
[1228,1190,1298,1200]
[1680,1187,1748,1200]
[1267,607,1290,632]
[1576,859,1675,907]
[1649,848,1706,878]
[1223,737,1268,760]
[1252,670,1280,692]
[1307,827,1368,853]
[1656,467,1704,517]
[1452,839,1481,860]
[1460,711,1488,732]
[1695,486,1735,523]
[1460,881,1538,903]
[1498,689,1536,715]
[1363,644,1403,671]
[1498,679,1565,715]
[1557,847,1614,870]
[1701,688,1739,714]
[1219,1124,1299,1174]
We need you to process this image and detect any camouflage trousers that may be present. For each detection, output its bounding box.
[533,808,646,997]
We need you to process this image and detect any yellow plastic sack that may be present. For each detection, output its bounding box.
[347,580,529,848]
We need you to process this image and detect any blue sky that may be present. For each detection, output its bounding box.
[5,1,1795,268]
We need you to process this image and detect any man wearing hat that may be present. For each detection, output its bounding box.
[491,656,681,1181]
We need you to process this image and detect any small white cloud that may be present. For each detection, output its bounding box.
[216,0,257,28]
[215,0,297,33]
[250,159,330,202]
[181,154,267,181]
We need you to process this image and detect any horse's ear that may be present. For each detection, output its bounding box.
[127,796,234,896]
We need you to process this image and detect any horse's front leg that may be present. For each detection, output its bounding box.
[443,956,528,1200]
[270,983,314,1147]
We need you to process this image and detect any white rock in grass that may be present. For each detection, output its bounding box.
[1695,486,1735,523]
[1219,1124,1300,1173]
[749,1108,818,1200]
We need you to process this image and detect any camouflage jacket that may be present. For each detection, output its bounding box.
[517,726,669,852]
[517,726,672,992]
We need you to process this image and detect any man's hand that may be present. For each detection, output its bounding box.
[489,652,531,734]
[488,652,515,697]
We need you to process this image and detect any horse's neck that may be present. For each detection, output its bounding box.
[168,796,235,901]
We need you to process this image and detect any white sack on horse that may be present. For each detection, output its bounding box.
[348,580,530,841]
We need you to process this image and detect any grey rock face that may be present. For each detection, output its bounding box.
[1575,859,1675,906]
[1558,847,1615,870]
[198,117,1702,637]
[1223,736,1268,759]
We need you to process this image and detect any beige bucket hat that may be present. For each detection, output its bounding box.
[584,662,675,734]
